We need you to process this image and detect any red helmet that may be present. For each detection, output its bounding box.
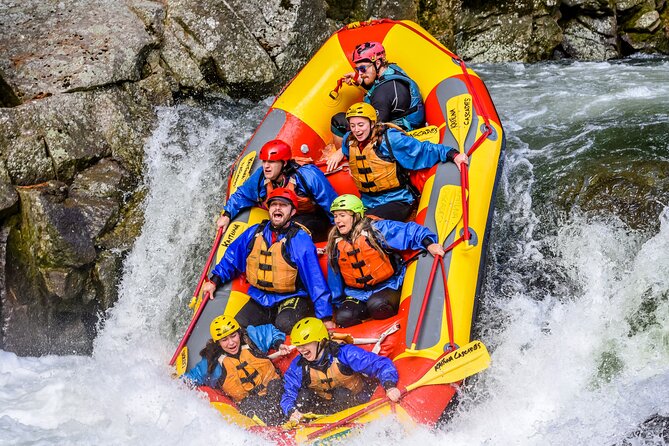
[259,140,292,162]
[266,187,298,209]
[352,41,386,64]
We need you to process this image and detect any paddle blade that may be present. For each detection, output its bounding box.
[408,125,440,143]
[434,184,466,244]
[446,94,473,153]
[406,340,490,392]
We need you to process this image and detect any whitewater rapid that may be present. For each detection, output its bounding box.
[2,59,668,445]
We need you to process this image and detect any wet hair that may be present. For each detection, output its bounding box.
[200,339,224,375]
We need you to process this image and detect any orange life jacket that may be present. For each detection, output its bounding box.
[218,346,280,402]
[303,346,364,400]
[346,124,409,195]
[246,222,299,293]
[262,168,317,214]
[335,229,395,289]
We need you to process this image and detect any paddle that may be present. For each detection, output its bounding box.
[434,184,465,245]
[305,340,491,440]
[169,226,225,367]
[446,93,473,247]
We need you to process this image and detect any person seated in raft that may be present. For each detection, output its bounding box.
[183,315,290,425]
[325,194,445,327]
[330,41,425,149]
[326,102,469,221]
[281,317,401,423]
[202,187,334,333]
[216,139,338,242]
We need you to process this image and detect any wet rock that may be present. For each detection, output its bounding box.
[561,17,619,59]
[0,160,18,219]
[417,0,459,48]
[98,187,147,252]
[562,0,616,14]
[0,0,156,104]
[457,2,563,62]
[555,160,669,232]
[93,250,124,311]
[14,182,96,268]
[161,0,333,96]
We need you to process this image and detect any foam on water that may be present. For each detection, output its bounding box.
[2,59,669,445]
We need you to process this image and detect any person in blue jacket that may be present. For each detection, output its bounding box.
[183,315,290,425]
[217,139,338,242]
[326,102,469,221]
[281,317,401,423]
[202,187,334,333]
[330,41,425,148]
[325,194,446,327]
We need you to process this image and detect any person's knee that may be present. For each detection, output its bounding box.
[275,311,297,333]
[335,304,365,328]
[331,112,348,138]
[367,295,398,320]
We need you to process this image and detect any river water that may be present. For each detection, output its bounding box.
[1,58,668,445]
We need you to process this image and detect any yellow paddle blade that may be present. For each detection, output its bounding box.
[229,151,257,194]
[434,184,466,244]
[446,94,473,154]
[175,346,188,376]
[406,340,490,392]
[408,125,440,143]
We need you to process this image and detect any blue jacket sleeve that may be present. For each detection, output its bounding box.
[338,344,399,388]
[384,128,457,170]
[290,231,333,319]
[246,324,286,353]
[373,220,437,251]
[280,357,304,415]
[294,164,338,223]
[222,167,264,219]
[327,263,346,306]
[210,225,257,282]
[182,358,223,388]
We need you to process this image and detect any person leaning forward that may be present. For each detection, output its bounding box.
[326,102,468,222]
[217,139,338,242]
[203,187,334,333]
[183,315,289,425]
[281,317,401,424]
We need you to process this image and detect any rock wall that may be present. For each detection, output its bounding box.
[1,0,667,356]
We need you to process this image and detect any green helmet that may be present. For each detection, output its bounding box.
[330,194,365,217]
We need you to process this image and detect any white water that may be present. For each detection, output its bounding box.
[2,60,669,445]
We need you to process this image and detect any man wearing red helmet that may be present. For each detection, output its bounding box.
[330,41,425,148]
[217,139,338,242]
[203,187,334,333]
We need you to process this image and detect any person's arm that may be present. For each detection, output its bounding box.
[222,167,264,220]
[326,263,346,307]
[291,232,333,320]
[338,344,399,389]
[295,165,338,223]
[369,80,411,123]
[280,358,304,416]
[182,358,224,388]
[209,225,257,283]
[384,128,460,170]
[373,219,437,252]
[246,324,286,353]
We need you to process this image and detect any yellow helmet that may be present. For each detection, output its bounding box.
[290,317,329,346]
[345,102,377,123]
[210,315,240,342]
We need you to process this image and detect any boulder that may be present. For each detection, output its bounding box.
[161,0,334,96]
[561,17,619,59]
[457,2,563,62]
[562,0,616,14]
[0,160,18,219]
[0,0,156,104]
